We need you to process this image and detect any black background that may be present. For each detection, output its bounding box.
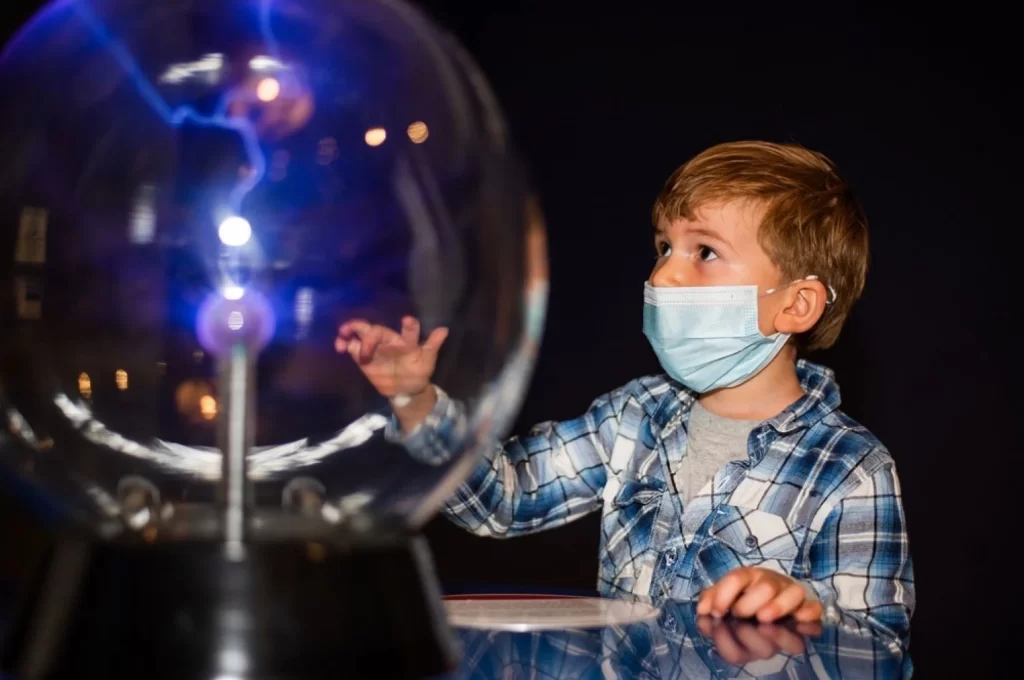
[1,2,1020,677]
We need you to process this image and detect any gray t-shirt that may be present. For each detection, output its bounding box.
[673,400,760,507]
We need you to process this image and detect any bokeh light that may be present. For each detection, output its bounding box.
[256,77,281,102]
[364,127,387,147]
[407,121,429,144]
[78,373,92,399]
[200,395,218,421]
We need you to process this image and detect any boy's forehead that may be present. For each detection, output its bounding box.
[657,199,765,240]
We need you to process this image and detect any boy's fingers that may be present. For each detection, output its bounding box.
[793,601,824,623]
[400,316,420,345]
[710,568,753,618]
[755,582,806,623]
[731,579,779,619]
[421,327,449,355]
[338,319,372,340]
[696,587,716,616]
[358,327,384,363]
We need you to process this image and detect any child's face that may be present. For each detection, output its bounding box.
[650,199,786,337]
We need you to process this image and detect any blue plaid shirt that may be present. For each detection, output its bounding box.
[399,360,914,647]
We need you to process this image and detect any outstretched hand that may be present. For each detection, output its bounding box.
[336,316,448,401]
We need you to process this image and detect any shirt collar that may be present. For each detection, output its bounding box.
[651,359,842,437]
[766,359,842,434]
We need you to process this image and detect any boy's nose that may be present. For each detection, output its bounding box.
[649,261,690,288]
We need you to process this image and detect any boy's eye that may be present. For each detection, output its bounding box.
[655,241,672,258]
[697,245,719,262]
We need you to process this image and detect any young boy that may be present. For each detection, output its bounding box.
[336,141,914,647]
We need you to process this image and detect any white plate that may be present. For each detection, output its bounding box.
[444,596,661,632]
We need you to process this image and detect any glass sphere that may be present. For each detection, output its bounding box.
[0,0,546,542]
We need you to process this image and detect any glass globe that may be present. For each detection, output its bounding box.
[0,0,546,546]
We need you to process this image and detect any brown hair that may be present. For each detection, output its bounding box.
[651,141,868,350]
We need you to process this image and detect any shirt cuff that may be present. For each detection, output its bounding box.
[804,578,843,625]
[384,385,465,466]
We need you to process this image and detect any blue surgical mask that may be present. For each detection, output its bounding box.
[642,282,789,393]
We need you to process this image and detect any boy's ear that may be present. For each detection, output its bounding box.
[774,278,828,335]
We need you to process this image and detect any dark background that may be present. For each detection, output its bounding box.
[1,1,1019,677]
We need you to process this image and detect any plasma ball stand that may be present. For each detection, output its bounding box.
[2,347,457,679]
[1,532,458,679]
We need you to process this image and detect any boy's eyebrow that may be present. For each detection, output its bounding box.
[685,226,730,244]
[653,223,732,246]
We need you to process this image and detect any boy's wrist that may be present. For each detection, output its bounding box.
[392,386,438,434]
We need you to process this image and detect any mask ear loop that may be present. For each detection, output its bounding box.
[804,275,838,305]
[764,275,838,305]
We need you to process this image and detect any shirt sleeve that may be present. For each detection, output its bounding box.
[804,462,915,649]
[388,384,627,538]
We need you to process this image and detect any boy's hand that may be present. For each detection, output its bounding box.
[696,567,823,623]
[336,317,448,430]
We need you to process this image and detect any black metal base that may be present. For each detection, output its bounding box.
[1,533,458,679]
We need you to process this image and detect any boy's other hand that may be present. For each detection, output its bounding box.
[696,567,824,623]
[336,316,448,402]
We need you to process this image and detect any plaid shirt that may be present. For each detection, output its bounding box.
[399,360,914,647]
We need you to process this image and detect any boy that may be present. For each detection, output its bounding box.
[336,141,914,647]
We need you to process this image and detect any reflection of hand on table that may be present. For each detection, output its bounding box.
[696,614,822,666]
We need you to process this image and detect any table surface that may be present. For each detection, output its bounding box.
[440,594,910,680]
[0,587,910,679]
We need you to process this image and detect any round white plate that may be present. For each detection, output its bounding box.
[444,596,661,632]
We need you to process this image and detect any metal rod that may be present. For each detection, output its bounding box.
[221,342,252,561]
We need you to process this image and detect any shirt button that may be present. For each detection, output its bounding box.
[809,490,820,498]
[662,583,671,597]
[744,535,758,549]
[665,548,677,565]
